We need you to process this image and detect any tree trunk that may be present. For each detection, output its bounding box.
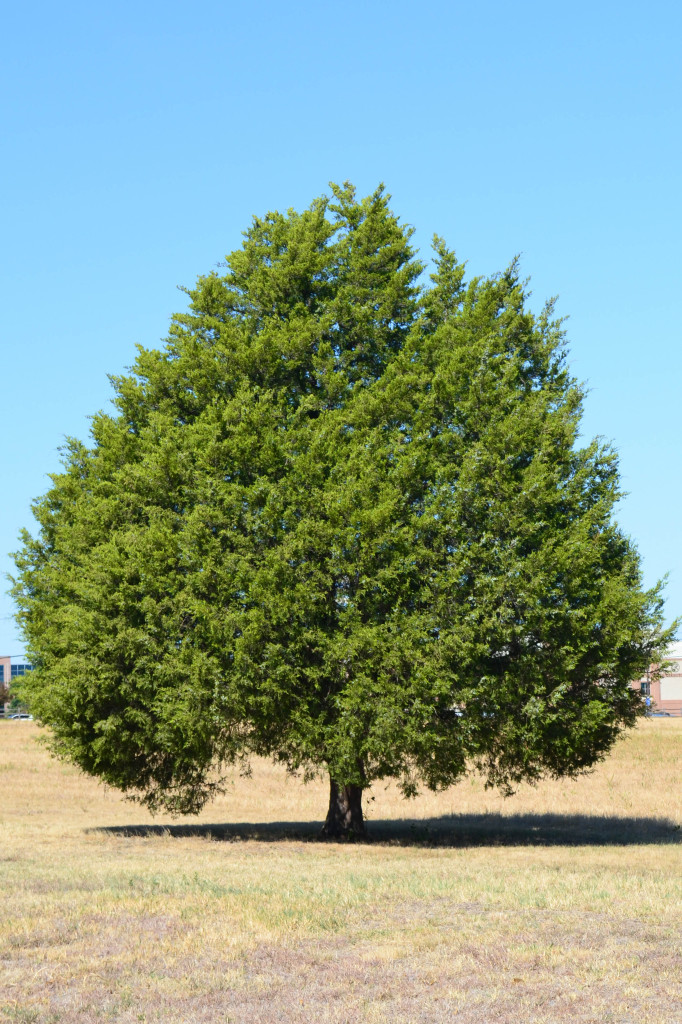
[321,778,365,839]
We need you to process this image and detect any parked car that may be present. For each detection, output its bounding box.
[8,713,33,720]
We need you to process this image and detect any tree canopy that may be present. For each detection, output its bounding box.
[12,183,673,836]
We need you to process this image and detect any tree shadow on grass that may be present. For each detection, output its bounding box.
[92,812,681,847]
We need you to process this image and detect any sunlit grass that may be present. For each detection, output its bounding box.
[1,720,681,1023]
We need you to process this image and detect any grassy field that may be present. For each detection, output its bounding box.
[1,720,681,1024]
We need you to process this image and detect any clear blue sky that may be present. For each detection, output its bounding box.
[2,0,680,654]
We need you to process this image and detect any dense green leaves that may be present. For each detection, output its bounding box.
[12,183,674,815]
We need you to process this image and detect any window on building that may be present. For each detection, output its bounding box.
[11,664,33,678]
[640,680,651,696]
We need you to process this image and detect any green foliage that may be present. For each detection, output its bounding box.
[11,183,675,814]
[6,678,28,713]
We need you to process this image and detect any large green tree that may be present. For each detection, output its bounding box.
[12,184,673,836]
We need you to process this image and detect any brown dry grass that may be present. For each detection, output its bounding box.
[1,720,681,1023]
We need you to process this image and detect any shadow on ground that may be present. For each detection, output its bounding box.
[92,812,681,847]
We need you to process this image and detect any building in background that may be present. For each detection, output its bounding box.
[631,642,682,716]
[0,656,33,714]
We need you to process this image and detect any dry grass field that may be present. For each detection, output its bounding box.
[1,720,681,1024]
